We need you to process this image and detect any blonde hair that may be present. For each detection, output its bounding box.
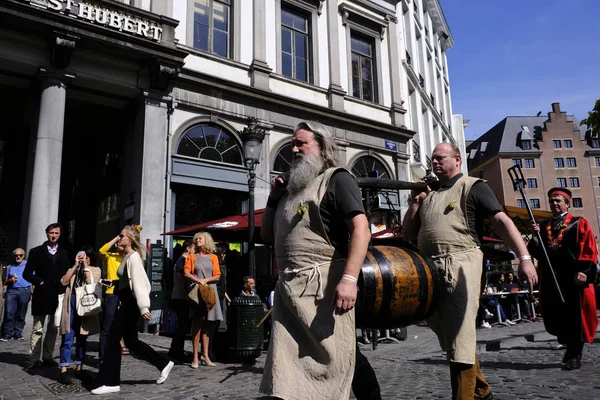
[192,231,216,254]
[122,224,145,261]
[294,121,340,168]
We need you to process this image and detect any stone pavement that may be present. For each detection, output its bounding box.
[1,314,600,399]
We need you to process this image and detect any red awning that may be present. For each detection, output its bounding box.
[371,229,501,244]
[163,209,265,240]
[372,229,402,239]
[482,236,503,244]
[164,212,506,248]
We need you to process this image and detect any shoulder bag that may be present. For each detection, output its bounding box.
[187,260,216,311]
[75,269,102,317]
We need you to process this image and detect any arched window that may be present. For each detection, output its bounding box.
[273,142,293,173]
[351,156,390,178]
[177,123,243,165]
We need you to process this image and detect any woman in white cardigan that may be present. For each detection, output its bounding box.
[92,225,174,395]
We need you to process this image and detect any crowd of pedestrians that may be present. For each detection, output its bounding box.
[0,120,598,400]
[0,220,243,395]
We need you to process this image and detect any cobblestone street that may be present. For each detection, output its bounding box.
[1,315,600,399]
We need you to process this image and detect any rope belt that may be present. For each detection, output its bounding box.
[283,259,344,300]
[430,246,480,260]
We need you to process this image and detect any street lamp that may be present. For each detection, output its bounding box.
[240,117,266,278]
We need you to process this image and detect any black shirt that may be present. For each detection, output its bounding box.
[319,169,366,255]
[437,173,501,246]
[175,255,186,274]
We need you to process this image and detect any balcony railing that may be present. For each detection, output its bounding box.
[419,74,425,89]
[412,141,421,163]
[406,51,412,65]
[430,93,435,107]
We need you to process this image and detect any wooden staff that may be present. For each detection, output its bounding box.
[256,308,273,328]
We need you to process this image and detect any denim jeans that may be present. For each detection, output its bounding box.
[487,299,507,320]
[59,294,88,367]
[1,287,31,338]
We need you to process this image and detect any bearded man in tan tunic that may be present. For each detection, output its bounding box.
[260,121,374,400]
[403,143,538,400]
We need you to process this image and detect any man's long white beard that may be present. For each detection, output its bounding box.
[287,153,325,194]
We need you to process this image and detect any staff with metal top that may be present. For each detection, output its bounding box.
[508,164,564,302]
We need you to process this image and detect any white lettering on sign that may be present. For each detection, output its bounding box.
[27,0,163,42]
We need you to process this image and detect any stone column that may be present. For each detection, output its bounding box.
[326,0,346,110]
[250,0,272,90]
[337,139,349,167]
[25,71,70,251]
[136,92,171,246]
[387,16,407,126]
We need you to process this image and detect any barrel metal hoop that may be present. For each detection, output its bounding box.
[404,248,430,319]
[369,247,393,322]
[359,250,377,323]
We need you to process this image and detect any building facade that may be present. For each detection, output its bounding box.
[0,0,187,256]
[466,102,600,239]
[399,0,468,177]
[0,0,464,272]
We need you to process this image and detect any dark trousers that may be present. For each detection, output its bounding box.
[564,339,584,361]
[352,344,381,400]
[2,288,31,338]
[168,299,190,358]
[97,288,169,386]
[99,293,119,360]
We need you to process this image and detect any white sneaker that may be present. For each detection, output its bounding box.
[157,361,174,384]
[91,385,120,395]
[484,310,494,319]
[480,321,491,329]
[505,319,516,326]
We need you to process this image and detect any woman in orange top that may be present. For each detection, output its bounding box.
[184,232,223,368]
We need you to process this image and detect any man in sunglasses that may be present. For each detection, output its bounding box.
[1,249,32,341]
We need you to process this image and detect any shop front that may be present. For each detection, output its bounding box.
[0,0,187,253]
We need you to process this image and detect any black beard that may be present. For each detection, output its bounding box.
[287,153,325,194]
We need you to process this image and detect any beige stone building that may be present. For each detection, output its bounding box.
[466,103,600,239]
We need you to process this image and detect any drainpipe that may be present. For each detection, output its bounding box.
[539,154,547,210]
[163,97,174,256]
[586,155,600,234]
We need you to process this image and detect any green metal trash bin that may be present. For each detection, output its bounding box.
[228,295,264,361]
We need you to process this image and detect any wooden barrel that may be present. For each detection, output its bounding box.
[356,245,440,329]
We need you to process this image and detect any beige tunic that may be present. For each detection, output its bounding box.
[418,175,483,365]
[259,167,356,400]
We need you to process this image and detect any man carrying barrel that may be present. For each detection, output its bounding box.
[403,143,538,400]
[260,121,378,399]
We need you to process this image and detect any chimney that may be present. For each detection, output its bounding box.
[551,102,561,113]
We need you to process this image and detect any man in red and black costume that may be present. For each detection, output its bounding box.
[529,187,598,370]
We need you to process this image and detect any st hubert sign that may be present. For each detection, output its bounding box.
[26,0,163,42]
